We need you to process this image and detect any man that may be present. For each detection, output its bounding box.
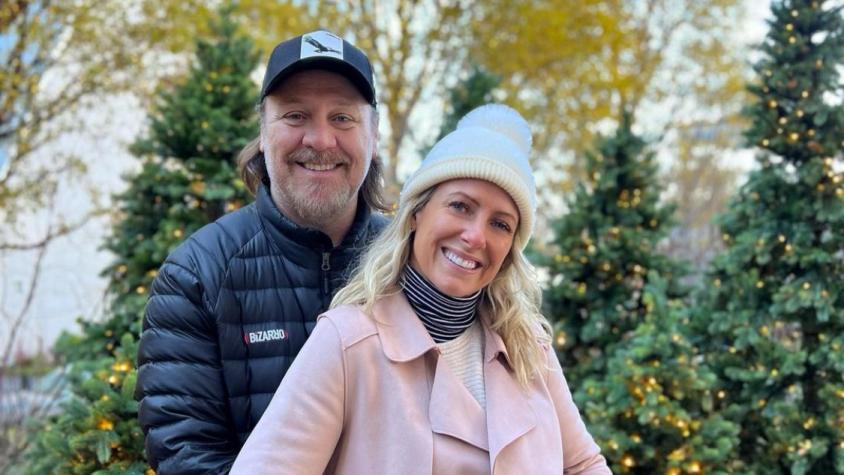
[135,30,388,474]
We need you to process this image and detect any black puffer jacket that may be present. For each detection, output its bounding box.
[135,185,387,474]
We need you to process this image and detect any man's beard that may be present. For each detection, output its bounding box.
[272,148,361,229]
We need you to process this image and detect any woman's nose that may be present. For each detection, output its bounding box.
[461,221,487,250]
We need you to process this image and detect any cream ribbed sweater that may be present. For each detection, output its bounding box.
[437,321,486,409]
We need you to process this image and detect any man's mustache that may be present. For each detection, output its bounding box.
[288,148,350,166]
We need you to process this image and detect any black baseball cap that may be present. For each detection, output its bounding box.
[260,30,377,106]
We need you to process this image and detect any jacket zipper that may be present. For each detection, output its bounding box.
[322,252,331,295]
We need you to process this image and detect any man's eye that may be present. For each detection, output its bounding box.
[283,112,305,121]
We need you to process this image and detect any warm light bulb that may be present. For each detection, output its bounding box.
[555,331,567,348]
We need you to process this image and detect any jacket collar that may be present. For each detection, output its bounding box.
[372,293,516,368]
[372,293,537,460]
[256,184,374,250]
[371,292,438,362]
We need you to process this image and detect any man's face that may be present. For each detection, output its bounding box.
[260,69,377,230]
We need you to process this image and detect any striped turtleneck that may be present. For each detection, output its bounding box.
[400,265,482,343]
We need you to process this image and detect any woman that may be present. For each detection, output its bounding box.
[232,105,610,474]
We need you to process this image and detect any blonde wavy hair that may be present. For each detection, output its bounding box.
[332,184,552,387]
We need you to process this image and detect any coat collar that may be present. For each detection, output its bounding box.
[372,292,537,462]
[372,292,516,367]
[371,292,437,362]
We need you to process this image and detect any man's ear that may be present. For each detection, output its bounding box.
[372,129,380,161]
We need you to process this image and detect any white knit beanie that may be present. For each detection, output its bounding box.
[400,104,536,249]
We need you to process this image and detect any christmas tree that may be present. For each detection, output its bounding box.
[25,9,259,473]
[695,1,844,473]
[542,113,734,471]
[581,272,739,473]
[543,112,685,383]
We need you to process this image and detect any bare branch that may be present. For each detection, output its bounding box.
[0,217,88,251]
[0,237,49,371]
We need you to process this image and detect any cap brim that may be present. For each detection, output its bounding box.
[261,57,376,106]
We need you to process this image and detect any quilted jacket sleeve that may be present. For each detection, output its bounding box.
[135,252,237,475]
[545,347,612,475]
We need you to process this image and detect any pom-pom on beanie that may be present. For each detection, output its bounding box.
[400,104,536,249]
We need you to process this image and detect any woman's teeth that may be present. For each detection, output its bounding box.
[444,249,478,270]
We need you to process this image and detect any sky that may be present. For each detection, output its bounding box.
[0,0,774,360]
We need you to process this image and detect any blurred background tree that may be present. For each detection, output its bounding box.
[541,114,736,471]
[582,272,740,473]
[544,112,686,380]
[422,64,501,157]
[469,0,750,272]
[23,8,258,473]
[695,0,844,472]
[432,65,501,143]
[0,1,218,469]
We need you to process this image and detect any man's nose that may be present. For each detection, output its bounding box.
[302,121,337,151]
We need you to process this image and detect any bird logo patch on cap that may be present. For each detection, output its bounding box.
[301,31,343,60]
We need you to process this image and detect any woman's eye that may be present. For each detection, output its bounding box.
[448,201,469,212]
[493,220,513,233]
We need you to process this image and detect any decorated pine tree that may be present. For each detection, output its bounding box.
[25,10,259,473]
[543,112,685,383]
[695,1,844,473]
[542,114,734,471]
[582,272,739,474]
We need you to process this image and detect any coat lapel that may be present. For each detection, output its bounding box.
[428,345,489,450]
[482,318,537,469]
[373,293,491,450]
[372,294,536,459]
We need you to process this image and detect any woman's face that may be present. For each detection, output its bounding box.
[410,179,518,297]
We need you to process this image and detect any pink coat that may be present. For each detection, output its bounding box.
[232,293,610,474]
